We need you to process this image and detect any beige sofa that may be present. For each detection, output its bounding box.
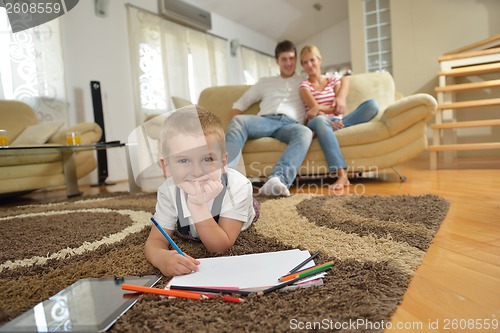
[197,71,437,181]
[0,100,102,196]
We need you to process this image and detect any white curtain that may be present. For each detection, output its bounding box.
[127,5,228,123]
[163,20,190,103]
[0,8,67,124]
[188,29,228,102]
[127,8,168,124]
[241,46,279,85]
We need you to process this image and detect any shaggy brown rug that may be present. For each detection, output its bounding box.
[0,192,449,332]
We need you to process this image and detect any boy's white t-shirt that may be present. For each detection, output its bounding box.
[154,168,255,238]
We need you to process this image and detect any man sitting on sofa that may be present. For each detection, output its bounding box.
[225,40,312,197]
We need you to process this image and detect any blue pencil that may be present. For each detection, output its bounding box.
[150,217,185,256]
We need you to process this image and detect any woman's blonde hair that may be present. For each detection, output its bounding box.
[300,45,322,63]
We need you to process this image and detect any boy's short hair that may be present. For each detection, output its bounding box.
[275,40,297,59]
[160,106,226,158]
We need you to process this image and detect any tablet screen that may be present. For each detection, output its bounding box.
[0,275,161,332]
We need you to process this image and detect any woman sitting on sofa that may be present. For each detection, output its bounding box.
[299,45,379,190]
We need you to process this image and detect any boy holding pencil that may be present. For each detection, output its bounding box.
[145,106,259,276]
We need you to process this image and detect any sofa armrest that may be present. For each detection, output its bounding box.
[48,122,103,145]
[381,93,437,136]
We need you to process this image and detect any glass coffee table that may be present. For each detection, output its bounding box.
[0,142,125,197]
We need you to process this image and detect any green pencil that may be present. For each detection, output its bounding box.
[258,265,332,296]
[279,261,334,282]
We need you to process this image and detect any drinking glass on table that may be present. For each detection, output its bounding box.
[66,131,81,145]
[0,129,8,147]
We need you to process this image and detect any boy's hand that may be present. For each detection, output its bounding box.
[159,250,200,276]
[184,179,223,205]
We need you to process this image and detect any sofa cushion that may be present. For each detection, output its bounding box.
[198,85,259,129]
[171,96,193,108]
[0,161,63,180]
[346,72,395,119]
[382,94,437,136]
[335,121,390,146]
[48,122,103,145]
[0,100,39,140]
[11,121,64,145]
[0,150,62,167]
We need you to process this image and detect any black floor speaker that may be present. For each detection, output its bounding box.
[90,80,115,186]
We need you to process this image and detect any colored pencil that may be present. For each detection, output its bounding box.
[122,284,245,303]
[199,293,245,303]
[258,265,333,296]
[150,216,185,256]
[288,251,320,273]
[170,285,254,296]
[279,261,334,282]
[122,284,207,300]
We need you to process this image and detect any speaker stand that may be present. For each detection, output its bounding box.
[90,143,115,187]
[90,81,115,187]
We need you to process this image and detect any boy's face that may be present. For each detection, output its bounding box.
[161,133,227,191]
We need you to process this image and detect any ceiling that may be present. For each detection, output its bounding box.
[188,0,349,44]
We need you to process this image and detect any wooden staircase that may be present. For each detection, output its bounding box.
[429,34,500,169]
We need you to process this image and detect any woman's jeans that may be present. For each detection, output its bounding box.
[225,114,312,187]
[307,99,379,173]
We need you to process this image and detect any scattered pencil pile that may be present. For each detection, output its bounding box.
[121,251,334,302]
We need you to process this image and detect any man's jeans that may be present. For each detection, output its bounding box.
[307,99,379,172]
[226,114,312,188]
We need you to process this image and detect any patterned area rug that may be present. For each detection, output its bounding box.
[0,192,449,332]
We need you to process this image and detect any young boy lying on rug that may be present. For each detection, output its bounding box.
[145,106,259,276]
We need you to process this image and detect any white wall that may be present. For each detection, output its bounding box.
[390,0,500,96]
[349,0,500,95]
[349,0,500,158]
[297,18,351,72]
[206,12,276,84]
[391,0,500,157]
[60,0,276,183]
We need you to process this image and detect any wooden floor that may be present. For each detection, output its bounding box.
[11,156,500,333]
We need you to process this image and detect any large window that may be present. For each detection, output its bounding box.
[127,5,228,122]
[240,46,278,84]
[0,7,67,123]
[364,0,392,73]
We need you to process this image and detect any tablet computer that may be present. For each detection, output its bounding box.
[0,275,161,332]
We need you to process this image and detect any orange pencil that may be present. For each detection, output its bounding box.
[122,284,208,300]
[121,284,245,303]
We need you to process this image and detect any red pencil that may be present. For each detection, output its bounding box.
[202,293,245,303]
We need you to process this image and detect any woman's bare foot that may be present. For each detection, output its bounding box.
[328,169,350,191]
[328,177,350,191]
